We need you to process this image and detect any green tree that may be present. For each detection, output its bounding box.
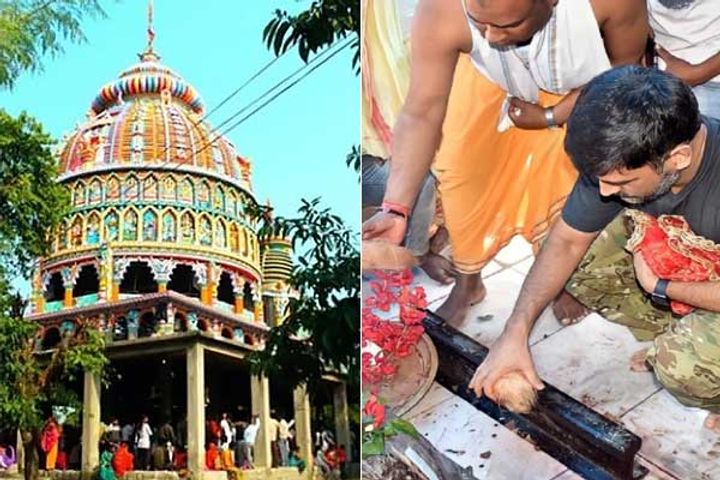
[255,0,361,395]
[263,0,359,70]
[0,110,107,480]
[249,199,360,392]
[0,0,105,89]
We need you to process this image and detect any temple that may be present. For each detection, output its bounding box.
[23,11,352,480]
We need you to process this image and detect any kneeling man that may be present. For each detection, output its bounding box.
[470,65,720,430]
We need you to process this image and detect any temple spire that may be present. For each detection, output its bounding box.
[140,0,160,61]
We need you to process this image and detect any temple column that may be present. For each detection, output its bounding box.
[97,244,113,302]
[293,384,314,474]
[187,343,206,479]
[250,375,272,468]
[81,371,101,475]
[234,294,244,314]
[32,267,44,315]
[333,382,351,454]
[251,284,264,323]
[14,430,22,474]
[111,258,131,302]
[149,259,174,294]
[193,263,211,306]
[61,267,77,309]
[233,276,246,315]
[272,295,289,327]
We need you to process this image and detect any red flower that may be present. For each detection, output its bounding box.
[364,394,387,429]
[362,271,428,386]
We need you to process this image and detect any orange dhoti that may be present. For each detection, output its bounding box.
[45,442,58,470]
[434,56,578,274]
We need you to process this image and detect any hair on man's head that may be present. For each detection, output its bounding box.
[565,66,700,177]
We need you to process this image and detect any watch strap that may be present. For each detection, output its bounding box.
[544,107,558,129]
[653,278,670,300]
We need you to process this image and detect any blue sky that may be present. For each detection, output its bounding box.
[1,0,360,292]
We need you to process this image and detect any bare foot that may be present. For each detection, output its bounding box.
[434,273,486,326]
[704,413,720,432]
[552,290,590,325]
[629,348,651,372]
[420,252,457,284]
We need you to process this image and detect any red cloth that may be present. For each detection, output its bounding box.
[41,422,59,453]
[112,444,134,477]
[174,451,187,469]
[56,451,68,470]
[336,447,348,465]
[324,449,339,469]
[626,210,720,315]
[208,420,221,441]
[205,443,220,470]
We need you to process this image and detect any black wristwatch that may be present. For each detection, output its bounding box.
[650,278,671,307]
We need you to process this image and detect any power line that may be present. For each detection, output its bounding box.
[192,38,354,158]
[148,38,349,173]
[197,50,287,124]
[103,38,351,198]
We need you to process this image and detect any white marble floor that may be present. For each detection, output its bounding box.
[389,235,718,480]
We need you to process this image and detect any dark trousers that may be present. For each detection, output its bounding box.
[135,448,150,470]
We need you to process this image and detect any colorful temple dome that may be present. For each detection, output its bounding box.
[33,43,274,331]
[57,51,252,190]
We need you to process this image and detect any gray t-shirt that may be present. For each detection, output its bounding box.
[562,117,720,242]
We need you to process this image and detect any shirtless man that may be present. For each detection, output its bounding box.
[362,0,648,324]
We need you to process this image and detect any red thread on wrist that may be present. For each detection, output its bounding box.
[381,201,410,220]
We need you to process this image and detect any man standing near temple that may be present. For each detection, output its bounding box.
[134,416,153,470]
[362,0,649,325]
[277,414,295,466]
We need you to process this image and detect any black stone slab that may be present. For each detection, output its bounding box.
[423,311,648,480]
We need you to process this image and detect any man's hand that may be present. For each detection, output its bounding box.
[362,211,407,245]
[633,251,659,294]
[656,45,702,86]
[468,329,544,401]
[508,97,548,130]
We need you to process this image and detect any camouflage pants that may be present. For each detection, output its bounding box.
[566,215,720,411]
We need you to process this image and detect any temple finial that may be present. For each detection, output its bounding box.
[140,0,160,61]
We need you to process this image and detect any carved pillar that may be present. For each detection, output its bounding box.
[97,244,113,302]
[272,295,290,327]
[232,275,246,314]
[127,309,140,340]
[294,384,314,473]
[61,266,78,308]
[187,344,205,479]
[81,371,101,474]
[33,268,45,314]
[250,375,272,468]
[193,263,210,305]
[251,283,263,323]
[111,258,131,302]
[207,262,218,306]
[150,259,175,294]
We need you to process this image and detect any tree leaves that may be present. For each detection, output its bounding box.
[262,0,360,73]
[248,198,359,393]
[0,107,107,438]
[0,0,106,89]
[0,109,70,278]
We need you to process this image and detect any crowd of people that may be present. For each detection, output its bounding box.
[11,409,348,477]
